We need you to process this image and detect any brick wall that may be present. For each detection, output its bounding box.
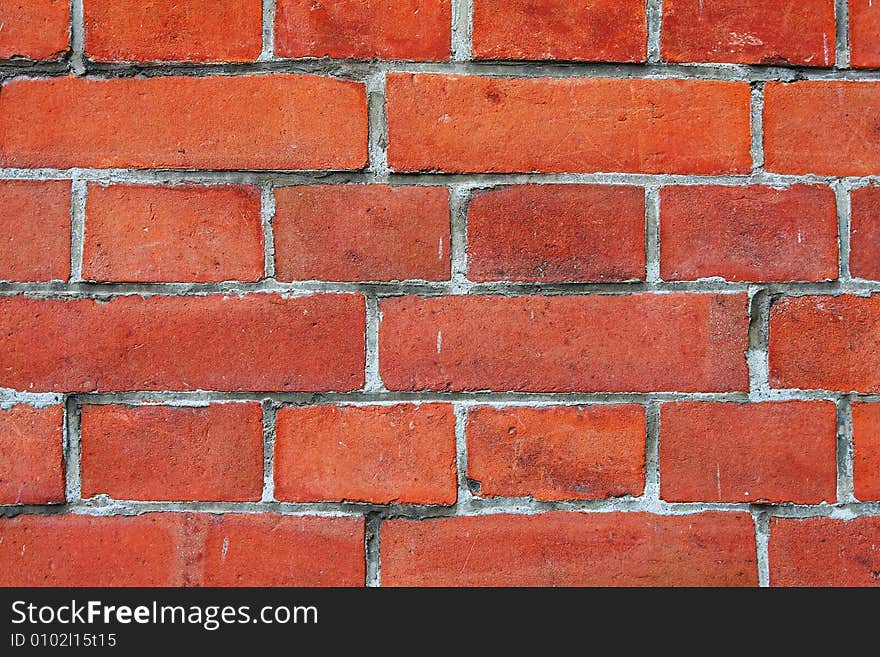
[0,0,879,587]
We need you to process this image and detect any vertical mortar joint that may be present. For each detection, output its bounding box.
[261,184,277,280]
[646,0,664,64]
[259,0,277,61]
[451,0,474,62]
[834,0,851,69]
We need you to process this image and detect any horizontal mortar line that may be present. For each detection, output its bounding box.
[1,169,880,188]
[5,58,880,82]
[2,499,879,520]
[1,280,879,298]
[3,390,878,407]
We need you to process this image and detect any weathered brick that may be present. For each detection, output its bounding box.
[274,185,450,282]
[660,185,838,282]
[850,186,880,281]
[770,517,880,587]
[662,0,836,65]
[0,0,69,60]
[467,185,645,282]
[275,404,456,504]
[275,0,450,61]
[0,294,365,392]
[0,405,64,505]
[0,75,367,170]
[852,404,880,501]
[764,82,880,176]
[382,512,758,586]
[472,0,646,62]
[380,294,749,392]
[386,75,752,174]
[850,0,880,68]
[81,404,264,502]
[0,514,365,586]
[0,180,70,282]
[83,184,263,283]
[769,295,880,392]
[466,405,646,500]
[83,0,262,63]
[660,402,837,504]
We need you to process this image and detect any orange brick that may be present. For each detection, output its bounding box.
[660,185,838,282]
[382,512,758,586]
[770,517,880,587]
[83,184,264,283]
[0,514,365,586]
[466,405,646,500]
[81,404,264,502]
[0,76,367,170]
[275,404,457,504]
[0,0,69,60]
[386,75,752,174]
[380,294,749,392]
[662,0,835,65]
[850,186,880,280]
[83,0,262,63]
[467,185,646,282]
[472,0,646,62]
[274,185,450,282]
[275,0,451,61]
[0,405,64,504]
[0,294,365,392]
[660,402,837,504]
[0,180,70,282]
[852,404,880,501]
[850,0,880,68]
[770,295,880,392]
[765,82,880,176]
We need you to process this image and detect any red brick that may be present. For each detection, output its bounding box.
[0,0,69,60]
[382,512,757,586]
[81,404,264,502]
[769,295,880,392]
[83,0,261,63]
[386,75,752,174]
[852,404,880,501]
[472,0,646,62]
[274,185,450,282]
[83,184,264,283]
[0,75,367,170]
[467,185,645,282]
[0,405,64,505]
[660,185,838,282]
[380,294,749,393]
[660,402,837,504]
[770,517,880,587]
[764,82,880,176]
[850,0,880,68]
[466,405,645,500]
[275,404,456,504]
[275,0,450,61]
[200,514,365,587]
[850,186,880,280]
[662,0,835,65]
[0,180,70,282]
[0,514,364,586]
[0,294,364,392]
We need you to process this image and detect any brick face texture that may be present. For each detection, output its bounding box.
[662,0,836,66]
[0,0,69,60]
[83,184,264,283]
[83,0,262,63]
[1,1,877,588]
[0,180,70,282]
[471,0,647,63]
